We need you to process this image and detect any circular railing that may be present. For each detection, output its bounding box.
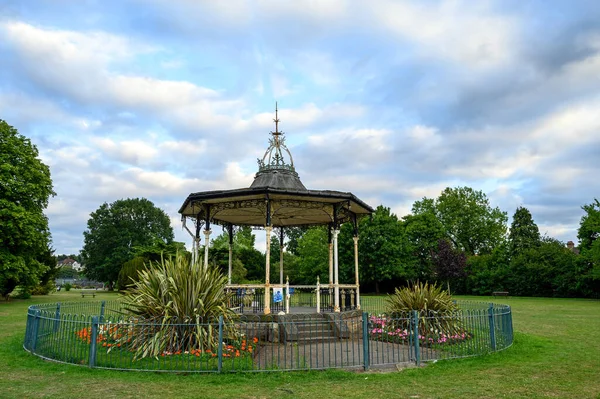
[24,300,513,372]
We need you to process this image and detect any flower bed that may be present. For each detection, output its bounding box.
[369,315,471,346]
[75,324,258,360]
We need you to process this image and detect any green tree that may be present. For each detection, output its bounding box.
[465,242,510,295]
[0,120,55,299]
[283,227,307,256]
[116,241,189,290]
[350,206,412,293]
[294,227,329,285]
[57,265,79,279]
[210,227,261,282]
[509,206,540,256]
[34,247,58,295]
[577,199,600,294]
[578,199,600,251]
[412,186,508,255]
[507,237,578,297]
[81,198,174,290]
[401,212,446,280]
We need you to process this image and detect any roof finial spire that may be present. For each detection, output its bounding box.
[272,101,281,137]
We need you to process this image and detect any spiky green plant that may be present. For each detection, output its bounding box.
[385,281,462,337]
[118,253,237,359]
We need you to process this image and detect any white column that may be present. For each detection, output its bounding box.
[328,235,334,309]
[203,229,211,269]
[264,226,272,315]
[353,236,361,310]
[316,275,321,314]
[279,241,284,285]
[333,228,340,312]
[328,241,333,286]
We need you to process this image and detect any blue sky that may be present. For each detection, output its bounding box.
[1,0,599,254]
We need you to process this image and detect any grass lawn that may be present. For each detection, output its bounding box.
[1,291,599,399]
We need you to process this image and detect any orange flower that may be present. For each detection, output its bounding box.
[253,337,258,343]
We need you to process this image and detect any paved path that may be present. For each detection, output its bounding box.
[253,339,418,370]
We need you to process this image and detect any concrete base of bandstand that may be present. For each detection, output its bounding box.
[252,339,419,371]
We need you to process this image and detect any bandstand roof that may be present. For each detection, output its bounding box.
[178,105,374,228]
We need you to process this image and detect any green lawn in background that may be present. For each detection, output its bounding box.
[1,291,599,399]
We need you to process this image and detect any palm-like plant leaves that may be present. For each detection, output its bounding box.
[385,281,462,336]
[119,254,237,359]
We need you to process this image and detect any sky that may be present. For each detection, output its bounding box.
[1,0,599,255]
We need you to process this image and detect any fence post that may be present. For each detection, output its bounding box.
[488,303,496,351]
[53,303,61,333]
[412,310,420,366]
[89,316,99,367]
[217,316,224,373]
[362,312,369,370]
[31,310,41,352]
[99,301,106,323]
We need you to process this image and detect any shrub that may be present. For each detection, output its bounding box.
[385,281,462,337]
[64,283,72,291]
[30,281,55,295]
[117,256,146,290]
[11,287,31,299]
[118,253,237,360]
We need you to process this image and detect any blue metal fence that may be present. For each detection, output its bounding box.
[23,300,513,372]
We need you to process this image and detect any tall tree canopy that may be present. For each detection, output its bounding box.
[0,120,55,298]
[509,206,541,256]
[347,206,412,293]
[401,212,446,280]
[293,227,329,285]
[431,239,467,293]
[81,198,174,289]
[412,186,508,255]
[578,199,600,286]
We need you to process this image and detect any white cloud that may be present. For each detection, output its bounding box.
[370,1,517,68]
[91,137,159,165]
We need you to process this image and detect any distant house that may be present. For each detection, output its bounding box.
[566,241,580,255]
[57,258,83,271]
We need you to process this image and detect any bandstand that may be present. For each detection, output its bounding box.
[179,106,374,314]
